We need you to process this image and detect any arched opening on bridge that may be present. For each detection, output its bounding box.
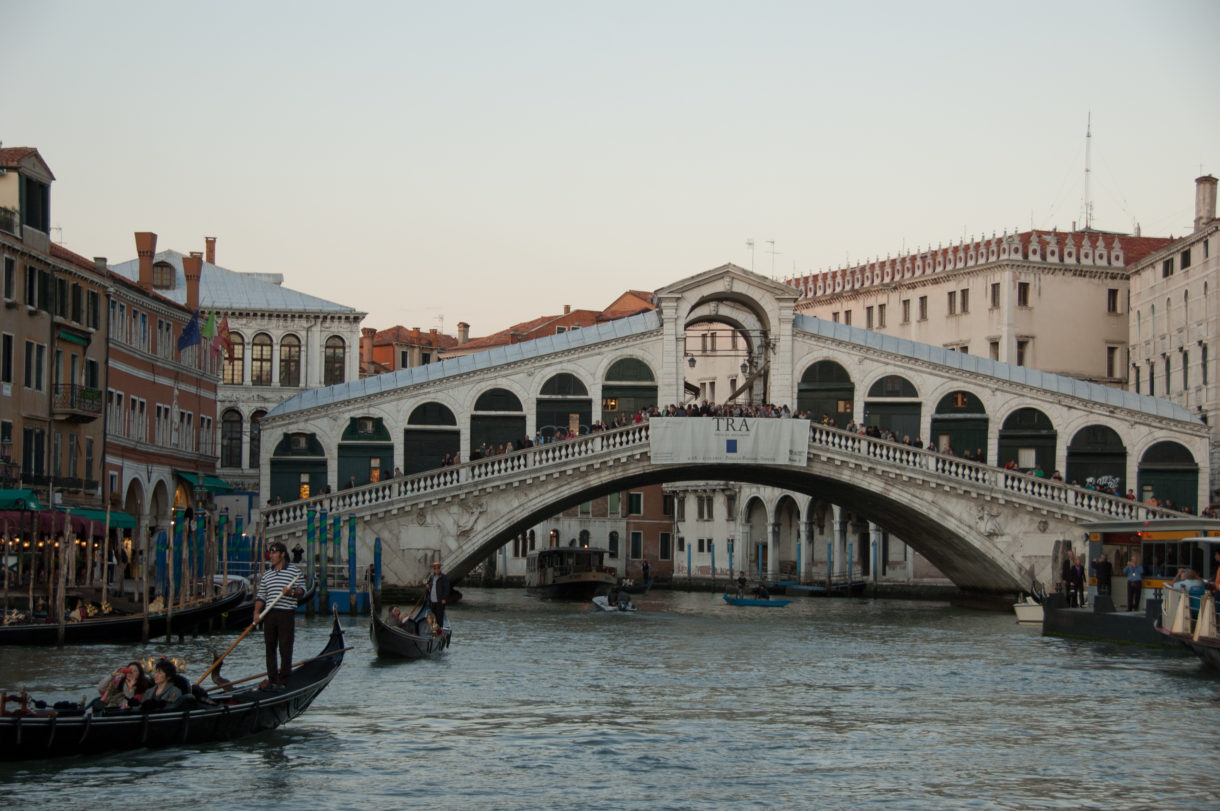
[269,432,328,503]
[1066,425,1127,493]
[601,358,657,421]
[337,417,393,486]
[930,390,988,461]
[797,360,854,428]
[1138,441,1198,512]
[864,375,920,439]
[471,388,526,458]
[404,402,459,474]
[998,408,1057,474]
[537,373,592,439]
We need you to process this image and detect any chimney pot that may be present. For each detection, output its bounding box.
[564,304,571,315]
[205,237,216,264]
[134,232,157,293]
[457,322,470,343]
[1195,175,1218,232]
[182,252,202,314]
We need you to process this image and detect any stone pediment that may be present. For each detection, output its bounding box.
[654,263,799,303]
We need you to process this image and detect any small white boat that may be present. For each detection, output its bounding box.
[593,594,635,612]
[1013,595,1043,625]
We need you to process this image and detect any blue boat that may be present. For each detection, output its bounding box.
[723,594,792,607]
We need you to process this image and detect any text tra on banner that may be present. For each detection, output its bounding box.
[649,418,810,466]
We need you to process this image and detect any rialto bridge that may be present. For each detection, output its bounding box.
[259,265,1208,595]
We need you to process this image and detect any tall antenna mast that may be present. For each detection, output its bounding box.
[1083,112,1093,230]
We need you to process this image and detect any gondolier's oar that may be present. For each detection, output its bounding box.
[209,647,353,691]
[195,572,301,686]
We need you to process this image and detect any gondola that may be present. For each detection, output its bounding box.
[619,579,651,595]
[723,594,792,607]
[369,601,451,660]
[0,588,247,646]
[0,610,347,760]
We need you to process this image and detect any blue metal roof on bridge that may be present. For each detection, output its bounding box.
[264,307,1198,426]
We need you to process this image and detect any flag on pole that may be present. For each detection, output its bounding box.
[215,316,232,358]
[177,311,201,351]
[202,311,217,340]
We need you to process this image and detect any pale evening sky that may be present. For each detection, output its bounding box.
[5,1,1218,337]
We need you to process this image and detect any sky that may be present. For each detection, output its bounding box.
[6,1,1219,338]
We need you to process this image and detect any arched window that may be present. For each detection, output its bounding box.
[251,333,273,386]
[324,336,346,385]
[249,410,266,469]
[221,409,243,468]
[223,333,244,384]
[279,334,301,387]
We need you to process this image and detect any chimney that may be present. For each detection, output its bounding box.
[134,232,157,293]
[412,327,420,344]
[183,251,203,314]
[1195,175,1218,232]
[564,304,571,315]
[429,328,438,346]
[360,327,376,365]
[205,236,216,264]
[457,321,469,343]
[93,257,107,274]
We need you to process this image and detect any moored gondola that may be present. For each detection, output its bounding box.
[369,601,451,660]
[0,610,347,760]
[0,588,247,646]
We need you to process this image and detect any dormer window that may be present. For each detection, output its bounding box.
[152,261,175,290]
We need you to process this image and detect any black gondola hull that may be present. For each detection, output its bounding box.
[0,612,346,760]
[0,589,248,646]
[369,612,451,659]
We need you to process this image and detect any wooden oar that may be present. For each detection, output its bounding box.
[195,572,300,685]
[209,647,353,691]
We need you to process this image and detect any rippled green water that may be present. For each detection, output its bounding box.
[1,590,1216,810]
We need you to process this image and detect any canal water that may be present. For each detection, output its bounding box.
[1,589,1216,810]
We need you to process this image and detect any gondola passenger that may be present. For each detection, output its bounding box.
[90,661,149,711]
[142,659,183,711]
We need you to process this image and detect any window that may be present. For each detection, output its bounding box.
[843,310,852,326]
[990,282,1000,308]
[918,296,927,321]
[901,299,910,323]
[627,492,643,515]
[84,437,93,483]
[832,312,840,323]
[24,266,36,306]
[989,341,999,361]
[608,492,620,516]
[629,531,643,559]
[866,306,874,329]
[71,283,82,323]
[24,341,45,391]
[1017,282,1030,307]
[55,277,68,318]
[877,303,886,327]
[324,336,346,385]
[1107,346,1118,378]
[280,334,301,387]
[608,531,619,558]
[1,334,10,383]
[1149,362,1155,396]
[152,262,175,290]
[223,333,244,384]
[579,500,592,516]
[1107,288,1119,314]
[677,536,685,553]
[1165,356,1171,393]
[221,410,242,468]
[662,494,674,516]
[1134,366,1141,394]
[1016,340,1028,367]
[960,289,969,313]
[2,256,14,300]
[87,289,99,329]
[947,291,957,315]
[659,533,671,560]
[1203,345,1209,385]
[251,333,272,386]
[1181,248,1191,270]
[21,425,45,477]
[1182,351,1189,390]
[1162,257,1174,278]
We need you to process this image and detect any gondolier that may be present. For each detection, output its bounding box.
[254,542,305,689]
[424,561,451,631]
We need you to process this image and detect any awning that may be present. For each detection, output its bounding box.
[58,507,138,529]
[0,488,42,511]
[176,471,236,493]
[56,330,89,346]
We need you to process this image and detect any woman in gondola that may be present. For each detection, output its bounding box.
[142,659,183,711]
[91,661,150,711]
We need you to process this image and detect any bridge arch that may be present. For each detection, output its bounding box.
[470,386,527,456]
[1137,440,1199,511]
[863,373,921,439]
[998,407,1057,473]
[535,371,593,439]
[1065,423,1127,492]
[600,356,658,419]
[405,401,460,473]
[929,389,989,459]
[797,359,855,428]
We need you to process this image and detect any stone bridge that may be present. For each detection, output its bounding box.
[263,420,1175,594]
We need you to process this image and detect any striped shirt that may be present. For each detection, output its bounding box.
[256,564,304,612]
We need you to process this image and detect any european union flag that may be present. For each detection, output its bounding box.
[726,439,738,453]
[177,310,201,351]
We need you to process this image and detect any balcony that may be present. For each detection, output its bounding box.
[52,384,103,422]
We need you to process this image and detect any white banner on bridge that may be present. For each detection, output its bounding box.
[649,418,810,466]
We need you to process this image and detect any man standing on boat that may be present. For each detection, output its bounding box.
[424,560,451,633]
[254,542,305,690]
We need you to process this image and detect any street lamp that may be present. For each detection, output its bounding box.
[687,355,696,368]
